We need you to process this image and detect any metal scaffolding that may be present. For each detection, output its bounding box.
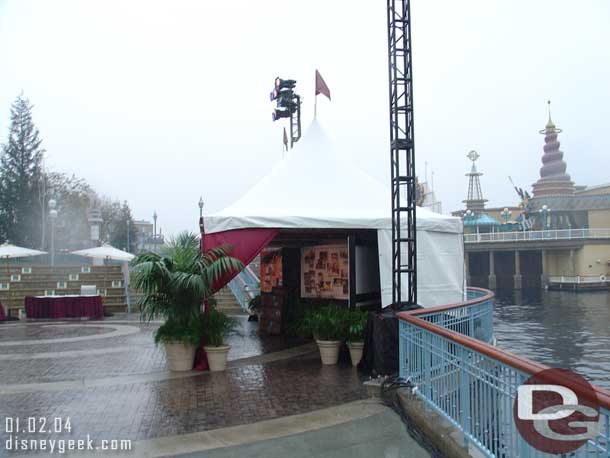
[386,0,417,308]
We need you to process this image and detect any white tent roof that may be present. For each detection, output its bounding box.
[0,242,47,259]
[207,121,461,234]
[71,244,135,262]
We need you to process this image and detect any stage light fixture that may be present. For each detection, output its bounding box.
[274,77,296,90]
[272,109,291,122]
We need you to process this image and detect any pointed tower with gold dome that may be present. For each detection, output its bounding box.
[532,101,575,197]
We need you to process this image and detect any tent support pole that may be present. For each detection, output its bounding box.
[348,236,356,308]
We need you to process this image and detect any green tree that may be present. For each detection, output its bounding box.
[43,172,95,251]
[100,198,137,252]
[0,94,45,246]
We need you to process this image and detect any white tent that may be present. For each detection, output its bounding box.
[206,122,464,308]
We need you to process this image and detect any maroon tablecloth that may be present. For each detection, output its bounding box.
[25,296,104,320]
[0,300,6,321]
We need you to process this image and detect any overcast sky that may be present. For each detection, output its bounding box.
[1,0,608,235]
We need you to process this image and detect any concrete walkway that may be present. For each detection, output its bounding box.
[69,400,430,458]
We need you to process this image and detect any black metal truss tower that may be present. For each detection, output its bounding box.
[387,0,417,308]
[290,95,302,148]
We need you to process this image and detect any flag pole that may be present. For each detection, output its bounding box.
[314,94,317,120]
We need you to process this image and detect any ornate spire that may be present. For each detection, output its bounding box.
[532,101,574,197]
[545,99,555,129]
[463,150,487,211]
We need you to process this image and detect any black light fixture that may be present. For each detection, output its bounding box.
[272,109,291,122]
[275,77,296,90]
[270,76,301,147]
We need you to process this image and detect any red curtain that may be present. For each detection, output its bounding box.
[203,227,278,294]
[194,225,278,371]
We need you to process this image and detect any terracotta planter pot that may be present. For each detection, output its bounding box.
[316,340,342,365]
[164,342,196,371]
[204,345,231,372]
[347,341,364,367]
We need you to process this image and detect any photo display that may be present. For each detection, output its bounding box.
[301,244,349,299]
[260,249,282,293]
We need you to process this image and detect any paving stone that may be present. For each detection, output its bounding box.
[0,316,367,453]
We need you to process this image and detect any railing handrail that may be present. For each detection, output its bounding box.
[548,275,608,283]
[397,289,610,410]
[244,264,260,283]
[464,227,610,244]
[409,286,494,317]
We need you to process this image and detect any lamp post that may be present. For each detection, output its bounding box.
[126,219,131,253]
[500,208,512,224]
[152,211,158,253]
[465,209,479,234]
[48,199,58,266]
[539,205,550,230]
[153,211,158,239]
[198,196,204,219]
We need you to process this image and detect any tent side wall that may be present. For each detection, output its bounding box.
[377,228,465,308]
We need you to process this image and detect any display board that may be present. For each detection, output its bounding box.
[301,244,349,299]
[260,249,282,293]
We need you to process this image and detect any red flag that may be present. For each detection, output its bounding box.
[315,70,331,100]
[283,127,288,150]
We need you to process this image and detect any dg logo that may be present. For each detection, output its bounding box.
[513,368,600,454]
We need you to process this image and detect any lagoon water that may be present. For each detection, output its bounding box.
[493,288,610,389]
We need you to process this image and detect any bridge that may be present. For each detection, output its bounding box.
[464,228,610,248]
[463,229,610,289]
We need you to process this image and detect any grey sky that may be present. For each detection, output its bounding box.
[1,0,608,235]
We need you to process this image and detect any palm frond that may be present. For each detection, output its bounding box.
[132,231,243,323]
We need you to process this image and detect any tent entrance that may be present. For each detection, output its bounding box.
[257,228,381,335]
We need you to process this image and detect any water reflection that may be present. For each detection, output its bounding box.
[493,288,610,389]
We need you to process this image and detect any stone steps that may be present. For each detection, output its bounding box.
[0,265,128,315]
[214,288,246,315]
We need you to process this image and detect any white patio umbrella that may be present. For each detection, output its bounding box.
[71,244,135,313]
[71,244,135,262]
[0,242,47,272]
[0,242,47,313]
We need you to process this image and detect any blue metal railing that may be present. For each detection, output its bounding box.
[414,289,494,344]
[399,287,610,457]
[227,265,260,312]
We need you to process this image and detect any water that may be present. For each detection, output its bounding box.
[493,288,610,389]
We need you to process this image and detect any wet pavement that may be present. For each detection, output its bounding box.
[176,407,431,458]
[0,316,368,456]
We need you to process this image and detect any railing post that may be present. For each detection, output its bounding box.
[399,321,406,379]
[424,331,431,399]
[460,345,471,448]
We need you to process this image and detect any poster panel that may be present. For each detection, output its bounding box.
[301,244,349,299]
[260,249,282,293]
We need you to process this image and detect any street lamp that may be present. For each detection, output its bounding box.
[153,211,158,239]
[539,204,551,230]
[126,219,131,253]
[500,208,512,224]
[152,211,158,254]
[198,196,204,219]
[48,199,58,267]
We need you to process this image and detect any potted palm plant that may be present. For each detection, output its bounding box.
[299,305,348,365]
[200,307,239,371]
[131,232,242,371]
[346,308,367,367]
